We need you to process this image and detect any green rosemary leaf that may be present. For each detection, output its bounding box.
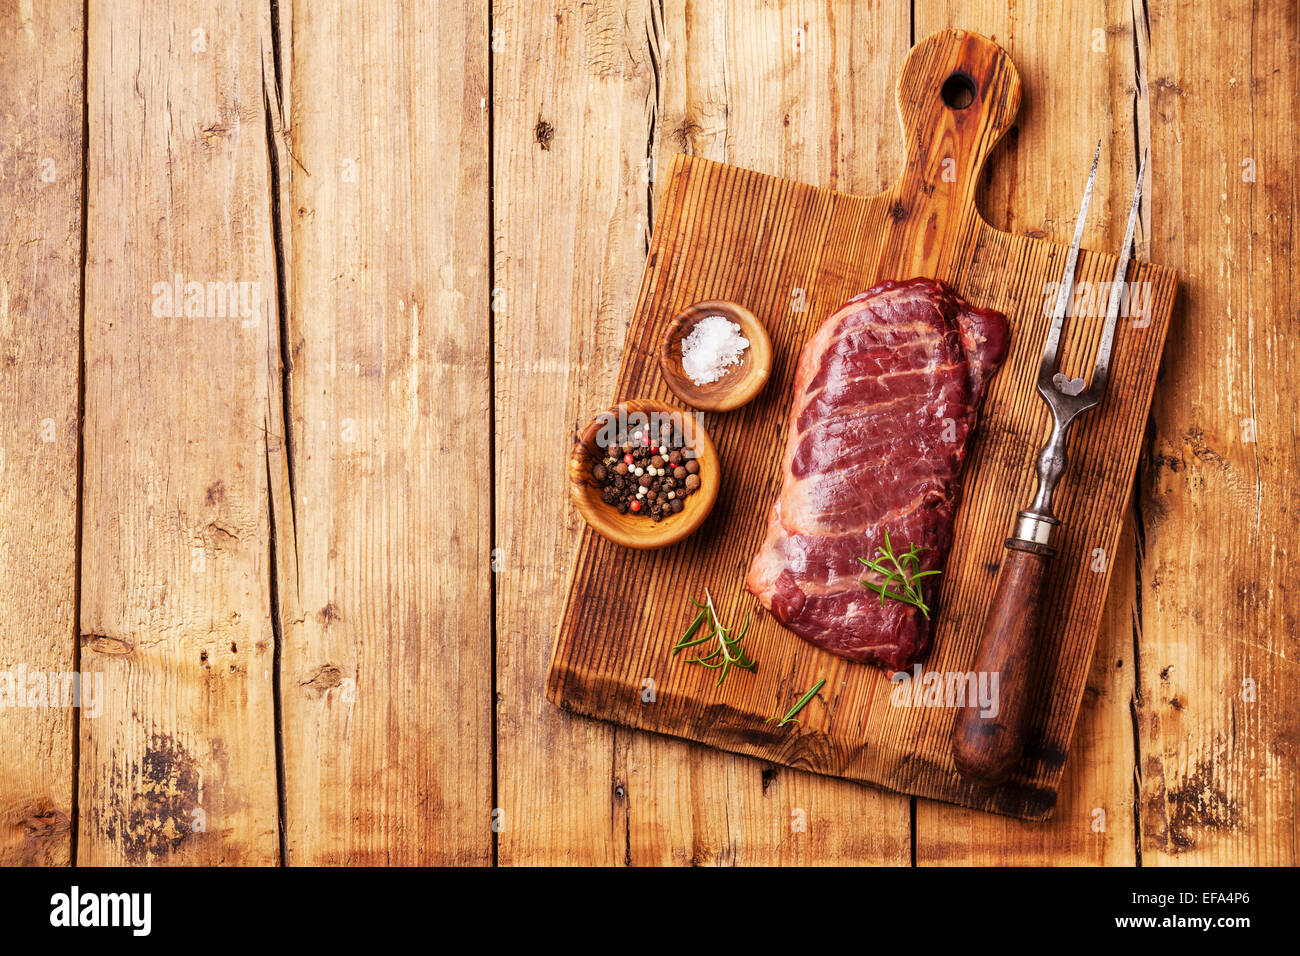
[858,531,939,619]
[672,608,709,654]
[672,590,758,687]
[767,678,827,728]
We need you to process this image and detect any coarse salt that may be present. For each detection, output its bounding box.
[681,315,750,385]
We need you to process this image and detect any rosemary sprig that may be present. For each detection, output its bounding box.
[858,529,941,619]
[671,588,756,687]
[767,678,826,728]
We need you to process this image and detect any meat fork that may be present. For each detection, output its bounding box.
[952,143,1148,787]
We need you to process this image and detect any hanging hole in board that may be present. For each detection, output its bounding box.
[940,73,977,110]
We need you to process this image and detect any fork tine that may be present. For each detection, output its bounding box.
[1088,148,1148,396]
[1040,141,1102,380]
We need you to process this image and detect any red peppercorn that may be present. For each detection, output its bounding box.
[641,434,651,446]
[629,500,642,512]
[623,453,634,465]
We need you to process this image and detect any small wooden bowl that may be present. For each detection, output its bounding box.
[658,300,773,412]
[569,398,720,549]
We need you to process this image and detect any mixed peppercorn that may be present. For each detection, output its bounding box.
[593,420,702,521]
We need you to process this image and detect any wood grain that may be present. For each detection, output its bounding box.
[549,30,1178,819]
[1136,0,1298,865]
[0,0,1290,867]
[920,519,1140,862]
[0,0,82,866]
[78,0,281,864]
[915,0,1143,860]
[495,0,912,866]
[630,0,914,865]
[277,0,493,865]
[491,0,658,865]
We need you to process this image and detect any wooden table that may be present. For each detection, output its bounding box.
[1,1,1294,866]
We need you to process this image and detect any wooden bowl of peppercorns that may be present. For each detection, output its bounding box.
[570,398,720,549]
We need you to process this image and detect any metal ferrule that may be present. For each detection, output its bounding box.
[1011,510,1058,548]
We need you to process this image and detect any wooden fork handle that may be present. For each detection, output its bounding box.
[951,542,1054,786]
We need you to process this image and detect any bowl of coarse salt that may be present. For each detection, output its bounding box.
[658,300,773,412]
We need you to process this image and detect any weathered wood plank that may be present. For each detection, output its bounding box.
[915,0,1139,862]
[623,0,911,865]
[1136,0,1298,865]
[278,0,493,865]
[492,0,657,866]
[78,1,281,864]
[0,0,82,867]
[496,0,911,864]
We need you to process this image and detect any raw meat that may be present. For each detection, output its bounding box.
[745,278,1009,671]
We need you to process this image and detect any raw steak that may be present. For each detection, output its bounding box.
[745,278,1009,671]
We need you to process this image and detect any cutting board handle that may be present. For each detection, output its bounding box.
[887,30,1021,276]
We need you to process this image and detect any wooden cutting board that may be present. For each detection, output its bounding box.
[547,29,1176,819]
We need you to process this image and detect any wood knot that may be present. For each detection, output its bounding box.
[534,118,554,150]
[301,664,345,695]
[889,200,906,222]
[4,798,71,865]
[81,633,133,656]
[670,119,703,152]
